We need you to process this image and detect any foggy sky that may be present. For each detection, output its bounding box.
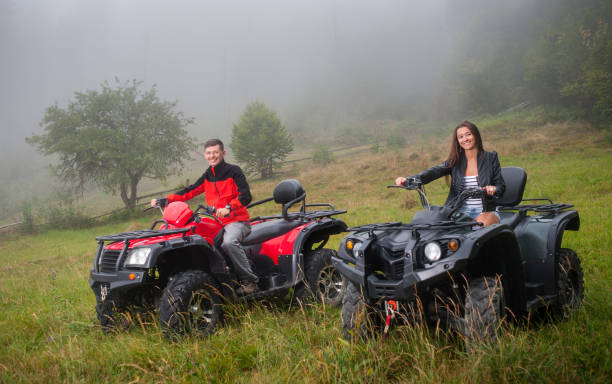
[1,0,543,204]
[0,1,457,159]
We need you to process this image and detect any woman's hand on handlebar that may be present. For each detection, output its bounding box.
[483,185,497,196]
[395,177,407,186]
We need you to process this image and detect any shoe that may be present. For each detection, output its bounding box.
[236,281,259,295]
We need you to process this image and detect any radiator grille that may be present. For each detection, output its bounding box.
[100,250,121,272]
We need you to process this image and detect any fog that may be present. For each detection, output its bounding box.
[1,0,543,214]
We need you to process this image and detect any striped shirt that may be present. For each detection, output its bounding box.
[463,175,483,211]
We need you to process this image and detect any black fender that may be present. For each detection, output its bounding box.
[148,235,228,276]
[461,224,527,313]
[512,209,580,304]
[547,210,580,295]
[287,217,348,285]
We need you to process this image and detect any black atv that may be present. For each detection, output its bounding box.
[333,167,583,347]
[89,179,347,337]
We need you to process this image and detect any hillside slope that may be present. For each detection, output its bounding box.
[0,121,610,383]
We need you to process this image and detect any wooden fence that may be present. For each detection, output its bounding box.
[1,144,369,231]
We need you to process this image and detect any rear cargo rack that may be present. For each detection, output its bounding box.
[250,209,347,222]
[498,202,574,214]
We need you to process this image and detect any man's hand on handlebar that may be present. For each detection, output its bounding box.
[395,177,407,186]
[150,198,168,208]
[215,207,230,218]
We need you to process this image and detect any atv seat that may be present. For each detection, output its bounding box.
[496,167,527,229]
[242,219,304,246]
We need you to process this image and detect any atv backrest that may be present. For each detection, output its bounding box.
[497,166,527,207]
[273,179,305,204]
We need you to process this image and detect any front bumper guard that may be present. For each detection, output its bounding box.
[89,269,146,294]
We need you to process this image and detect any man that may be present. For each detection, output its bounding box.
[151,138,258,294]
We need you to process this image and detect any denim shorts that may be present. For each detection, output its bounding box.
[458,206,501,221]
[458,206,482,219]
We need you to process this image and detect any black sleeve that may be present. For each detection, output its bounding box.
[414,160,452,184]
[233,166,252,207]
[490,152,505,199]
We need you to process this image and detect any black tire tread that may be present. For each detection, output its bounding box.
[341,281,378,341]
[95,291,125,331]
[295,248,345,307]
[553,248,584,317]
[158,270,222,337]
[463,276,504,348]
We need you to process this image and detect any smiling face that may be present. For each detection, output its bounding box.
[456,126,476,151]
[204,144,226,167]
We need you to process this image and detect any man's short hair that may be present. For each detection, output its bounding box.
[204,138,224,151]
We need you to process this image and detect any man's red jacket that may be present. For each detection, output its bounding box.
[166,160,252,225]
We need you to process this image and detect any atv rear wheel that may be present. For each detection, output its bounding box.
[296,249,346,307]
[552,248,584,318]
[341,281,381,341]
[159,270,223,338]
[462,276,505,351]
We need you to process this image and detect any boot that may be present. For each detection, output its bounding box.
[236,281,259,295]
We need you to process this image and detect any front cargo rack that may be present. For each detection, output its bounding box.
[93,227,193,273]
[96,227,192,242]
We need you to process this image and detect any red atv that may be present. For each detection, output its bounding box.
[89,179,347,336]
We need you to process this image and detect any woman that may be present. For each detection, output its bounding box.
[395,121,505,227]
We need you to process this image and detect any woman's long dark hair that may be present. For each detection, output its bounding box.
[446,120,484,168]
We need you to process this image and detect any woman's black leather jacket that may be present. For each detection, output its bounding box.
[411,151,505,212]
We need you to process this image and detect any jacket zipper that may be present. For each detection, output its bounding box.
[212,166,221,207]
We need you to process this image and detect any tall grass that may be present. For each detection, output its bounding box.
[0,122,610,383]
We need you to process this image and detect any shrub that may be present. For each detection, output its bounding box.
[312,144,334,165]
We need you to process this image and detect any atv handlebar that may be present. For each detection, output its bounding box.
[387,177,430,209]
[445,187,488,215]
[193,205,222,224]
[388,181,490,215]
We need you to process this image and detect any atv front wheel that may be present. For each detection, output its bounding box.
[159,270,223,338]
[95,290,127,331]
[462,276,505,350]
[296,249,346,307]
[341,281,381,341]
[552,248,584,318]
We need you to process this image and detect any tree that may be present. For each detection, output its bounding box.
[521,0,612,124]
[27,80,195,210]
[230,101,293,178]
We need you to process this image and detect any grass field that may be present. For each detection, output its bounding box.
[0,121,611,383]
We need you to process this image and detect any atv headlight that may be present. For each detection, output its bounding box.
[353,242,364,258]
[124,248,152,267]
[424,242,442,263]
[346,239,364,258]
